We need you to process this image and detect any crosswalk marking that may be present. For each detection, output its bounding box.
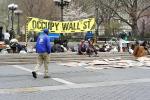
[12,65,44,75]
[12,65,76,85]
[52,78,75,85]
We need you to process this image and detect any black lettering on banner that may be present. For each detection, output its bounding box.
[83,21,88,29]
[48,22,52,30]
[62,22,81,31]
[50,22,54,30]
[83,20,91,29]
[77,22,80,30]
[37,21,42,29]
[87,20,91,29]
[32,20,37,29]
[32,20,50,30]
[47,22,54,30]
[62,23,69,30]
[69,23,74,30]
[42,22,47,29]
[68,22,80,30]
[55,23,59,30]
[29,17,94,32]
[91,23,95,30]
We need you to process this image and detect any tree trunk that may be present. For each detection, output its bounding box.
[140,20,145,38]
[131,24,139,37]
[131,15,139,37]
[104,20,111,36]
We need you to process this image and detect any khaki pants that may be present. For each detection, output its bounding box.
[34,53,50,76]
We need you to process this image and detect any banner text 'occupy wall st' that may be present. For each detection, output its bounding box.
[27,17,95,33]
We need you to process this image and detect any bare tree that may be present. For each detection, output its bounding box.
[70,0,118,36]
[16,0,60,24]
[100,0,150,36]
[97,0,119,36]
[63,1,89,21]
[0,0,12,29]
[138,10,150,37]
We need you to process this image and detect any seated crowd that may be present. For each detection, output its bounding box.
[78,39,98,57]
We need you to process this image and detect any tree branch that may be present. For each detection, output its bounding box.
[137,5,150,19]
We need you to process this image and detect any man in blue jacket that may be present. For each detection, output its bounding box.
[32,28,51,78]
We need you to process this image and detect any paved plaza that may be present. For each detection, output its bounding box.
[0,60,150,100]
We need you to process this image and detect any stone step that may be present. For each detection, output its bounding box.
[0,54,134,60]
[0,52,133,58]
[0,56,135,65]
[0,52,138,65]
[0,57,135,62]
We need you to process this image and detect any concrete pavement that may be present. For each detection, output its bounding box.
[1,61,150,100]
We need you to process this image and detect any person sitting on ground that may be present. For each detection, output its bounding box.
[78,40,87,55]
[17,44,27,53]
[10,38,19,53]
[133,41,148,61]
[86,39,98,57]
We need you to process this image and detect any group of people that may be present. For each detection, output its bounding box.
[0,30,27,53]
[77,38,150,60]
[51,38,68,53]
[78,39,98,57]
[32,29,99,79]
[25,28,150,79]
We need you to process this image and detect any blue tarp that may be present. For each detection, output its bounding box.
[48,33,60,42]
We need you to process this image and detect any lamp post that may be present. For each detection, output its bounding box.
[14,9,22,35]
[53,0,71,21]
[8,3,18,39]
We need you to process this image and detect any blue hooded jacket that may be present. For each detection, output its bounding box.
[36,29,51,54]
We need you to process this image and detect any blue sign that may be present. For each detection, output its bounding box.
[48,33,60,42]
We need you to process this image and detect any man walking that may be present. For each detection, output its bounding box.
[32,28,51,79]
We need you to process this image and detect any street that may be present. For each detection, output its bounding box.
[0,61,150,100]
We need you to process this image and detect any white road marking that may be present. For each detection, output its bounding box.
[138,67,150,69]
[1,78,150,94]
[12,65,43,75]
[12,65,75,85]
[52,78,75,85]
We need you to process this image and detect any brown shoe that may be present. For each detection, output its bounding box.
[44,75,50,78]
